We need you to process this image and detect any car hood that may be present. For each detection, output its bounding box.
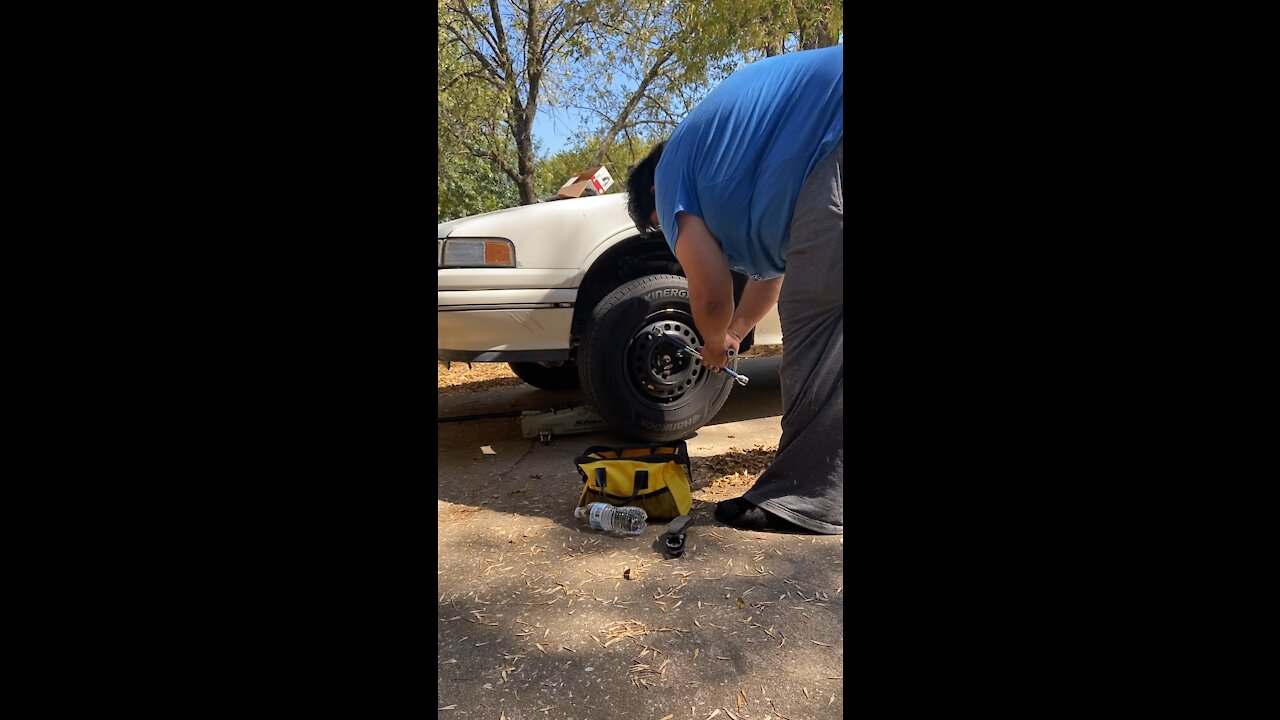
[437,193,632,239]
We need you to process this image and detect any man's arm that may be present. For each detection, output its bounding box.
[728,276,783,346]
[672,213,735,369]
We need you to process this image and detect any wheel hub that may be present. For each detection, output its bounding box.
[629,320,703,402]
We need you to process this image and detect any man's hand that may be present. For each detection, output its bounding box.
[701,333,742,371]
[700,330,742,373]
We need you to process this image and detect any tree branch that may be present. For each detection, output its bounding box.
[440,68,490,93]
[466,142,518,183]
[441,22,504,84]
[589,48,674,164]
[450,2,499,58]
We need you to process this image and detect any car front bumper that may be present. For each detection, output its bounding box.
[437,284,577,363]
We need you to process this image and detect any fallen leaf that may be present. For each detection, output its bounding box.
[481,445,497,455]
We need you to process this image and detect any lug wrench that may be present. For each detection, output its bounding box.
[647,326,750,386]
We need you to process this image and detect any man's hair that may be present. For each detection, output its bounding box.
[626,141,666,232]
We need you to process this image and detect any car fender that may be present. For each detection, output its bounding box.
[575,226,657,280]
[439,194,636,272]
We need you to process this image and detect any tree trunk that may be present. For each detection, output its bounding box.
[515,134,538,205]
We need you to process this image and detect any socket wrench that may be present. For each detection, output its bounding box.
[647,326,750,386]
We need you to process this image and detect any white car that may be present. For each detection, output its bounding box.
[438,193,782,441]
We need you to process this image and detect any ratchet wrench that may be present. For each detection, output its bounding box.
[648,326,750,386]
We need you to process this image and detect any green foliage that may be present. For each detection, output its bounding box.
[678,1,843,57]
[439,153,520,222]
[439,3,519,220]
[535,137,664,199]
[536,146,598,198]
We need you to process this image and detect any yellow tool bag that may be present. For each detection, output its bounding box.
[574,441,693,521]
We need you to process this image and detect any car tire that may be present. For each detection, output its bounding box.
[578,274,735,443]
[507,361,581,391]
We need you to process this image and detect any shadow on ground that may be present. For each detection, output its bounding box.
[436,356,788,536]
[436,425,781,537]
[437,503,844,719]
[437,356,782,428]
[437,353,842,719]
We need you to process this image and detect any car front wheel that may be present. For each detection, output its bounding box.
[578,274,735,442]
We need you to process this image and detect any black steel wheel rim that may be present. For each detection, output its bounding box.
[624,312,706,406]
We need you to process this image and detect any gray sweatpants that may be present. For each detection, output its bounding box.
[743,138,843,534]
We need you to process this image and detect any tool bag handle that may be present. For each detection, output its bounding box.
[591,467,649,499]
[574,441,690,467]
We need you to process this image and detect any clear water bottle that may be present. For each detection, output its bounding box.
[574,503,647,536]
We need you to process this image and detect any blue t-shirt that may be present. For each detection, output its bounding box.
[655,45,843,279]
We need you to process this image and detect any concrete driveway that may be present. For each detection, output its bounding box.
[438,356,844,719]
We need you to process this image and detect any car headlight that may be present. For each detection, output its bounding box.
[440,237,516,268]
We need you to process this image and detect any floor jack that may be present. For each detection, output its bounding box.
[519,406,609,445]
[437,405,608,444]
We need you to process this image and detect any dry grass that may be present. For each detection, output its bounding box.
[437,361,523,395]
[628,655,670,688]
[600,620,654,646]
[690,444,778,501]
